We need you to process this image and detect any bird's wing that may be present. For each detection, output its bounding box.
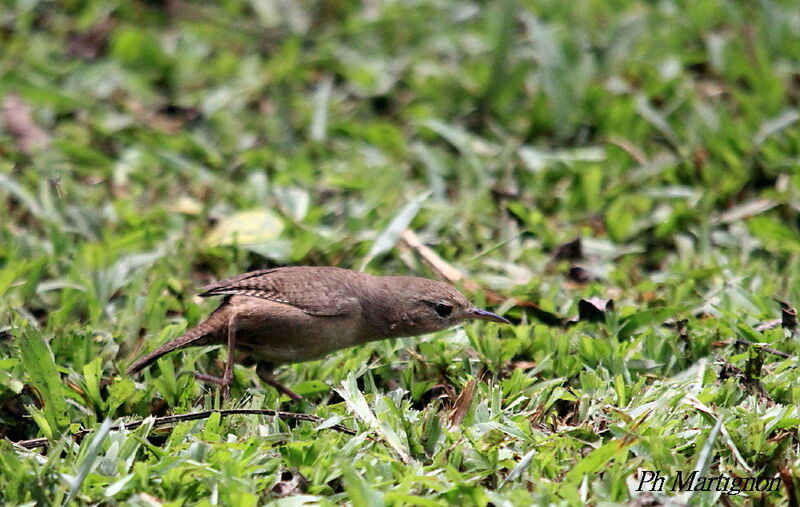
[197,268,358,316]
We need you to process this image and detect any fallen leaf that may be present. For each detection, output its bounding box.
[168,196,203,215]
[776,299,797,331]
[552,237,582,261]
[67,18,114,59]
[448,378,476,429]
[778,467,797,507]
[271,469,308,497]
[576,297,614,323]
[2,94,49,155]
[754,318,781,332]
[204,209,289,261]
[712,198,777,225]
[568,266,595,283]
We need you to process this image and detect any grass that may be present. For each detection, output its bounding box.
[2,0,800,505]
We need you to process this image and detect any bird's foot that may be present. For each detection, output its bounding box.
[265,378,302,401]
[256,362,302,401]
[192,371,233,399]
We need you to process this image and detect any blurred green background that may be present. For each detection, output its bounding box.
[2,0,800,505]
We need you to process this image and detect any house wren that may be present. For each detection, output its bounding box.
[128,266,510,400]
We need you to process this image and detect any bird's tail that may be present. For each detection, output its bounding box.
[127,305,229,375]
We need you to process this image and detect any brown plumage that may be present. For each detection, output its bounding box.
[128,266,509,400]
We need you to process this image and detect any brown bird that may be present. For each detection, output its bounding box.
[127,266,510,400]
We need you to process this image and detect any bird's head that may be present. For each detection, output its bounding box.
[371,276,510,337]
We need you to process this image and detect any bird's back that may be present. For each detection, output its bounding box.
[199,266,369,317]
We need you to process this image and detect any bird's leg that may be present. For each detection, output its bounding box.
[257,362,302,401]
[193,312,237,399]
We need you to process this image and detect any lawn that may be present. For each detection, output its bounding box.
[2,0,800,505]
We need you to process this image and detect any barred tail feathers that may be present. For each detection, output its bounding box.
[127,306,229,375]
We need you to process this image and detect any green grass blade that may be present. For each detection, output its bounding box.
[17,321,70,438]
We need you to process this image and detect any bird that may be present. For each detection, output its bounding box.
[127,266,510,400]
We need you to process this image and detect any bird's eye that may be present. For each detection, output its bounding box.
[433,302,452,318]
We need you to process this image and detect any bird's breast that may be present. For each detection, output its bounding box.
[227,296,379,364]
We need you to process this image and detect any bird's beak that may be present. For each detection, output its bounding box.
[468,307,511,325]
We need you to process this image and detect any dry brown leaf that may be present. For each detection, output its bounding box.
[67,18,114,59]
[448,378,476,429]
[552,237,582,261]
[270,470,308,497]
[576,297,614,323]
[2,94,49,155]
[777,299,797,331]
